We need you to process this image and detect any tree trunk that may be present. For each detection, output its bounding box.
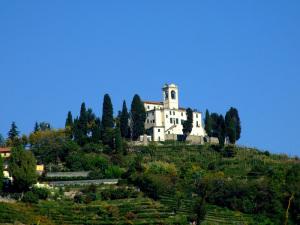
[284,193,294,225]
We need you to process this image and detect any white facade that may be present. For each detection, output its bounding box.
[144,84,205,142]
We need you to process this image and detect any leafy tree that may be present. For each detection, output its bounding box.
[30,129,78,164]
[65,111,73,128]
[9,145,37,192]
[204,109,212,137]
[130,94,146,140]
[120,100,129,138]
[225,107,241,143]
[114,126,123,154]
[8,122,19,145]
[182,108,193,140]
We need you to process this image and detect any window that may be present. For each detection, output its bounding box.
[166,115,168,118]
[176,118,179,124]
[153,120,155,123]
[181,112,183,116]
[170,118,173,123]
[168,131,170,134]
[147,119,149,123]
[165,91,169,99]
[158,129,160,132]
[196,121,199,127]
[147,106,150,109]
[173,111,175,115]
[171,90,176,99]
[169,111,172,115]
[196,114,198,118]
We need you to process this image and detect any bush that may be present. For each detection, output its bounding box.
[22,191,38,204]
[32,187,49,200]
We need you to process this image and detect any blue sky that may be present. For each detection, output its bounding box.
[0,1,300,156]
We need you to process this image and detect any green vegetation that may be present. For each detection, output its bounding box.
[1,92,300,224]
[8,145,37,192]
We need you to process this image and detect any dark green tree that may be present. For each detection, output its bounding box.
[182,108,193,140]
[120,100,129,138]
[101,94,114,129]
[114,125,123,154]
[130,94,146,140]
[9,145,37,192]
[91,118,102,143]
[74,103,88,145]
[204,109,212,137]
[217,115,226,146]
[65,111,73,128]
[8,122,19,143]
[101,94,114,147]
[225,107,241,143]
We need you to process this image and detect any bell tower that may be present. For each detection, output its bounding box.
[162,83,179,109]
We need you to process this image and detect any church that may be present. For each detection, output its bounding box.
[144,84,206,142]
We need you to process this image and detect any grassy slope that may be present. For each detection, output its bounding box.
[0,144,296,225]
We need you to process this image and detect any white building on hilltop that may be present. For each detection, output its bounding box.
[144,84,205,142]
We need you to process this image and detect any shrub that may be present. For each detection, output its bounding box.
[22,191,38,204]
[32,187,49,200]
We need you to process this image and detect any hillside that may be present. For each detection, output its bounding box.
[1,143,299,225]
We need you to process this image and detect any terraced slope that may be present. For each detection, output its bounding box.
[0,198,184,225]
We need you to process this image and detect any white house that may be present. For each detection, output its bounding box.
[144,84,205,142]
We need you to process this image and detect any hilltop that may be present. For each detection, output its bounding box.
[1,143,299,225]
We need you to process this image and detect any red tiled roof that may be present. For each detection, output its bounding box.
[0,147,11,153]
[143,101,163,105]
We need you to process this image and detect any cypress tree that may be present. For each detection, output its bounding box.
[183,108,194,140]
[217,115,226,146]
[101,94,114,148]
[120,100,129,138]
[65,111,73,128]
[204,109,212,137]
[130,94,146,140]
[225,107,241,144]
[74,103,88,145]
[102,94,114,129]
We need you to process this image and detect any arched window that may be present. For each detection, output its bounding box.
[165,91,169,99]
[171,90,176,99]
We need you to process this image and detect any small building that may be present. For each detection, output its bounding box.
[144,84,206,142]
[0,147,11,158]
